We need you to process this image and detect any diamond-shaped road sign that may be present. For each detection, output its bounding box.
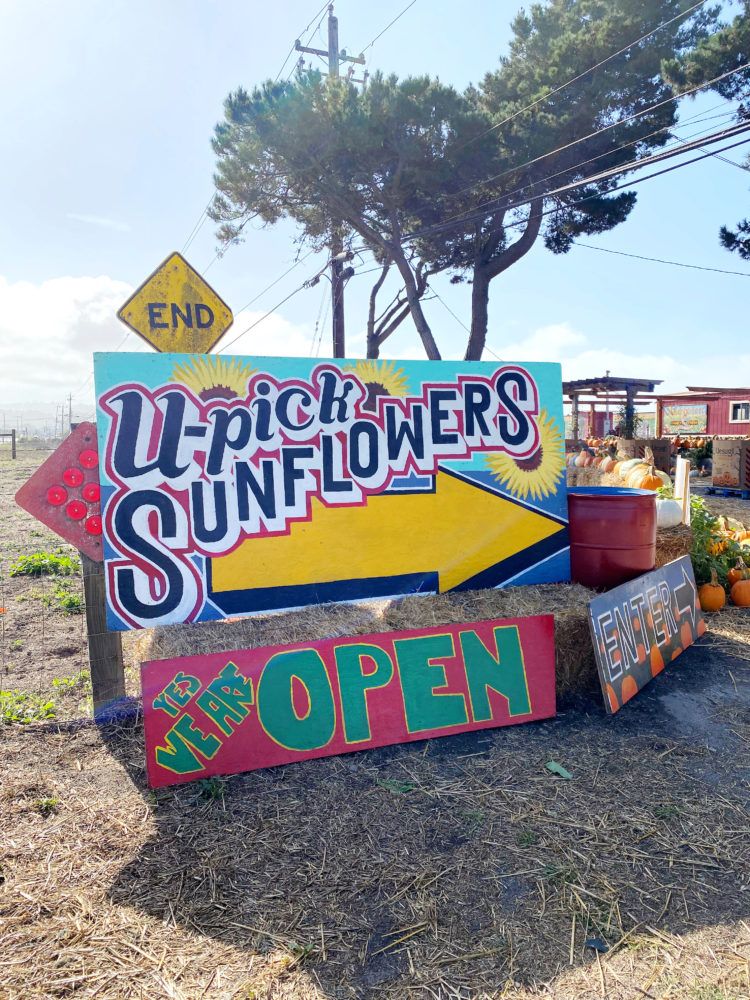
[117,251,234,353]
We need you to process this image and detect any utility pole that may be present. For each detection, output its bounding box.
[296,5,365,358]
[68,393,72,433]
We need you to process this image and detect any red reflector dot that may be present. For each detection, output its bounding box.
[66,500,87,520]
[82,482,100,503]
[84,515,102,536]
[63,467,84,487]
[79,449,99,469]
[47,485,68,506]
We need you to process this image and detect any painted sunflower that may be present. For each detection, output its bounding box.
[343,360,410,412]
[170,356,256,402]
[485,409,565,501]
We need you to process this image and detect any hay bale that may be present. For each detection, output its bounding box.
[125,583,599,701]
[655,523,693,567]
[566,466,602,488]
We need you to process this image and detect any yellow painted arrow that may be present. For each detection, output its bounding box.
[210,470,565,595]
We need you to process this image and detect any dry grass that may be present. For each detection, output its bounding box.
[2,661,749,999]
[128,583,598,702]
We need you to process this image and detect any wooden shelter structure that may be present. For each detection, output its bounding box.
[563,376,662,440]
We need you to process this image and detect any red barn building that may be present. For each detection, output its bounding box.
[656,386,750,437]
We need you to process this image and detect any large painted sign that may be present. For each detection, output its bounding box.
[117,252,234,354]
[94,354,569,629]
[141,615,556,788]
[661,403,708,435]
[588,556,705,713]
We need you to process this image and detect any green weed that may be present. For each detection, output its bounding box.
[516,829,540,847]
[376,777,415,795]
[1,689,56,724]
[198,777,226,800]
[10,639,23,651]
[35,796,59,817]
[9,550,79,578]
[52,671,90,692]
[654,804,680,820]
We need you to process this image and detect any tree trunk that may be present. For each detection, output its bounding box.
[366,263,390,359]
[391,250,441,360]
[465,269,491,361]
[465,199,544,362]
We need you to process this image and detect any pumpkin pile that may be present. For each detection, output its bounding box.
[691,499,750,610]
[670,436,708,450]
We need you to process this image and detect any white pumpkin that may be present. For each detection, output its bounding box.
[656,497,682,529]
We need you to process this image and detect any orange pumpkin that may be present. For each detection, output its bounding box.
[730,579,750,607]
[727,560,750,588]
[628,463,665,491]
[734,530,750,542]
[699,571,726,613]
[599,456,616,474]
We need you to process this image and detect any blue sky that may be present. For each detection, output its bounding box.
[1,0,749,427]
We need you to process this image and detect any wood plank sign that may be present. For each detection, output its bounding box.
[588,555,706,713]
[93,353,570,629]
[117,252,234,354]
[141,616,556,788]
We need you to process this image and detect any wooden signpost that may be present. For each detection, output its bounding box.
[588,555,705,713]
[141,615,556,788]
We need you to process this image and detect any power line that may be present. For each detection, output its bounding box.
[360,0,418,55]
[276,1,330,81]
[459,0,711,152]
[218,258,332,354]
[235,248,318,314]
[449,60,750,212]
[388,116,750,248]
[573,241,750,277]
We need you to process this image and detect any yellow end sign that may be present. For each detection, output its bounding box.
[117,252,233,353]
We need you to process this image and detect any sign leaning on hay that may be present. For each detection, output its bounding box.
[93,354,570,630]
[142,616,555,788]
[588,555,705,714]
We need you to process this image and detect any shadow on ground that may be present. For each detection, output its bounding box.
[97,631,750,998]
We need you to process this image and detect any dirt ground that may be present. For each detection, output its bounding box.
[2,446,750,999]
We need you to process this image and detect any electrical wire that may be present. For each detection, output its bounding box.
[446,60,750,215]
[573,241,750,277]
[360,0,418,55]
[459,0,712,151]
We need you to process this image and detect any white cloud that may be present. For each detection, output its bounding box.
[67,213,131,233]
[219,308,315,357]
[0,274,316,428]
[483,322,748,394]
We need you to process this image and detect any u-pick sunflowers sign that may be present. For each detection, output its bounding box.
[93,353,569,630]
[142,616,556,788]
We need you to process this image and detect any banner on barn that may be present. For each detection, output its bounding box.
[141,615,556,788]
[94,353,569,630]
[588,555,705,713]
[661,403,708,435]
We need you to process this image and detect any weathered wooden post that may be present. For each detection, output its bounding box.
[81,553,126,718]
[11,429,16,459]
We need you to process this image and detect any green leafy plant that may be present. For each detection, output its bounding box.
[198,777,226,800]
[9,550,79,577]
[35,796,59,817]
[1,690,56,724]
[52,671,90,691]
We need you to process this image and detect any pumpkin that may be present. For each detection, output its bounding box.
[619,458,643,475]
[699,570,726,613]
[734,530,750,542]
[599,456,616,474]
[656,497,682,529]
[628,463,666,492]
[727,560,750,588]
[574,449,589,468]
[731,579,750,607]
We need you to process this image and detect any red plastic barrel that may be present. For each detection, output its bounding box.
[568,487,656,590]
